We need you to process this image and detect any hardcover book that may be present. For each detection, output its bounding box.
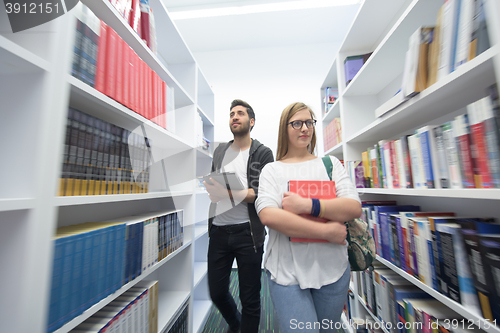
[287,180,336,243]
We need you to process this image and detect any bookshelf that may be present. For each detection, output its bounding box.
[0,0,214,332]
[321,0,500,331]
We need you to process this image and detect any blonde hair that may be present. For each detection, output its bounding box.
[276,102,317,161]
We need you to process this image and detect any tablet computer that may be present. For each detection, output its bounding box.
[202,172,245,191]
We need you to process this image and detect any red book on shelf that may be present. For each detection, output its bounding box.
[467,102,493,188]
[151,69,158,123]
[155,73,161,125]
[134,53,140,115]
[161,80,167,129]
[138,58,145,118]
[130,49,138,114]
[455,115,476,188]
[115,36,124,105]
[129,0,140,34]
[390,140,400,188]
[122,43,130,110]
[94,20,108,94]
[140,0,151,48]
[104,27,118,100]
[288,180,336,243]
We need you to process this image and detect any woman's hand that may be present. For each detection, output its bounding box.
[323,221,347,245]
[281,191,311,215]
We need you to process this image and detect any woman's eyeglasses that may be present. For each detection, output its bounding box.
[287,119,317,130]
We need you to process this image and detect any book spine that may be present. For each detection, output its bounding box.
[104,27,118,100]
[433,125,451,188]
[400,135,413,188]
[454,115,476,188]
[408,134,423,188]
[391,140,400,188]
[442,121,463,188]
[460,227,494,320]
[390,215,400,266]
[480,96,500,188]
[396,215,407,273]
[450,226,482,312]
[473,99,495,187]
[436,227,461,302]
[419,127,437,188]
[408,219,419,279]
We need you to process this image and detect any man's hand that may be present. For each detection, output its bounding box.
[204,178,229,203]
[282,191,311,215]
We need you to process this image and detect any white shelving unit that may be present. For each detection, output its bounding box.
[321,0,500,331]
[0,0,215,331]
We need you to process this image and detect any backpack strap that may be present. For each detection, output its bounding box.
[321,156,333,181]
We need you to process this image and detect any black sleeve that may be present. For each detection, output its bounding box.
[251,147,274,198]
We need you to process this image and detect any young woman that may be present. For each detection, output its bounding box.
[255,102,362,332]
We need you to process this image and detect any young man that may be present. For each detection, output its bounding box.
[204,99,274,333]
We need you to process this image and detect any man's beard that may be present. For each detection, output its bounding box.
[230,120,251,136]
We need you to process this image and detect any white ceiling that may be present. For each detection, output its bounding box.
[162,0,362,53]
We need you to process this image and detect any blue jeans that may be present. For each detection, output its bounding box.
[208,223,264,333]
[267,265,350,333]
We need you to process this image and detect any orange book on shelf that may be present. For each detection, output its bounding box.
[288,180,336,243]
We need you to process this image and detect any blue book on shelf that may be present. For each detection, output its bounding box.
[89,227,104,305]
[47,237,64,333]
[104,225,116,297]
[395,215,407,272]
[375,205,421,261]
[418,127,436,188]
[96,227,109,302]
[57,234,77,329]
[68,233,84,321]
[114,224,126,292]
[137,221,144,276]
[79,230,93,313]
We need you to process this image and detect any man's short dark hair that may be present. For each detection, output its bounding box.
[230,99,255,131]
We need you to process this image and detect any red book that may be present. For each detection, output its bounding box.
[140,0,151,47]
[129,49,137,113]
[161,81,167,129]
[151,70,157,123]
[157,74,162,125]
[467,102,493,188]
[134,52,140,115]
[94,20,108,94]
[122,43,130,109]
[146,65,154,120]
[104,27,118,100]
[390,140,400,188]
[455,115,476,188]
[115,36,124,105]
[138,58,145,118]
[287,180,336,243]
[129,0,141,34]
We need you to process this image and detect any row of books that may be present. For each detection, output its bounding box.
[167,301,189,333]
[403,0,490,99]
[323,87,339,115]
[324,117,342,152]
[356,264,476,333]
[59,108,152,197]
[48,210,184,332]
[72,4,171,131]
[362,201,500,323]
[70,280,159,333]
[358,85,500,189]
[108,0,157,53]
